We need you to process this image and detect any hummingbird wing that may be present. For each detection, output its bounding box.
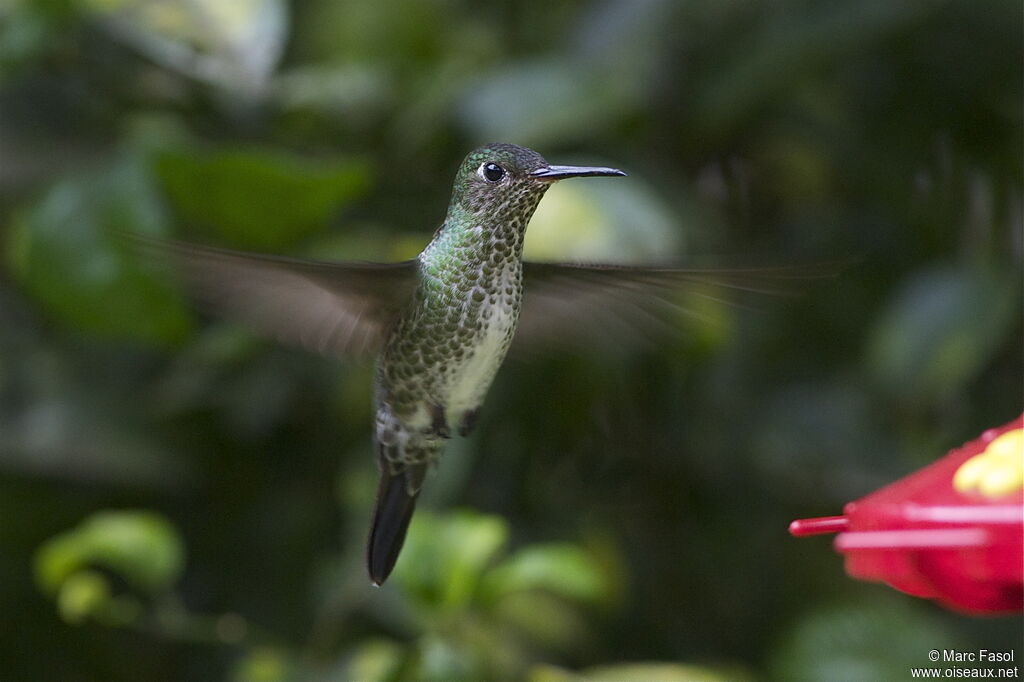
[133,237,419,360]
[518,261,838,349]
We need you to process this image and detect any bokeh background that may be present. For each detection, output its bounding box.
[1,1,1021,680]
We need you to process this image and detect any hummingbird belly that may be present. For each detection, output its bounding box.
[442,299,518,421]
[378,262,521,435]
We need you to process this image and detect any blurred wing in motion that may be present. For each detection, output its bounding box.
[518,260,842,350]
[131,236,419,360]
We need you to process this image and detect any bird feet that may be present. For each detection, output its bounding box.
[422,405,480,438]
[426,404,451,439]
[459,408,480,437]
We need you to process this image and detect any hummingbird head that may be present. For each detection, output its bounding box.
[448,143,625,232]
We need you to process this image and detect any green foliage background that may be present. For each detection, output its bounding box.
[1,1,1021,680]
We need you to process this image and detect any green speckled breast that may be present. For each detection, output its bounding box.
[377,189,542,431]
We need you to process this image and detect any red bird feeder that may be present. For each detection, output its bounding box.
[790,414,1023,614]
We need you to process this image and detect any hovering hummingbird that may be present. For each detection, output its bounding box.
[145,143,821,585]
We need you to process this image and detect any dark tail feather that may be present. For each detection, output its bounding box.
[367,468,420,586]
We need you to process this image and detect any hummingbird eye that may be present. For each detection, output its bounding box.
[480,162,505,183]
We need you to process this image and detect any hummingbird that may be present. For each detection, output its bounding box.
[144,143,821,585]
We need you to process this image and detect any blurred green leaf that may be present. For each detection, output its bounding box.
[230,647,295,682]
[154,147,371,250]
[7,155,192,344]
[346,638,406,682]
[416,634,479,682]
[383,510,619,675]
[273,63,392,118]
[866,266,1017,403]
[296,0,462,65]
[770,597,961,682]
[492,591,590,652]
[51,568,142,627]
[0,4,51,72]
[525,177,684,263]
[86,0,288,95]
[55,569,111,625]
[393,510,508,611]
[459,60,630,147]
[695,2,924,135]
[531,661,752,682]
[482,543,608,606]
[35,510,185,596]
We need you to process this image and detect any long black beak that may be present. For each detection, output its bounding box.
[531,165,626,180]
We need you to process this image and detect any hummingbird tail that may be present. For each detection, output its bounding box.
[367,463,425,586]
